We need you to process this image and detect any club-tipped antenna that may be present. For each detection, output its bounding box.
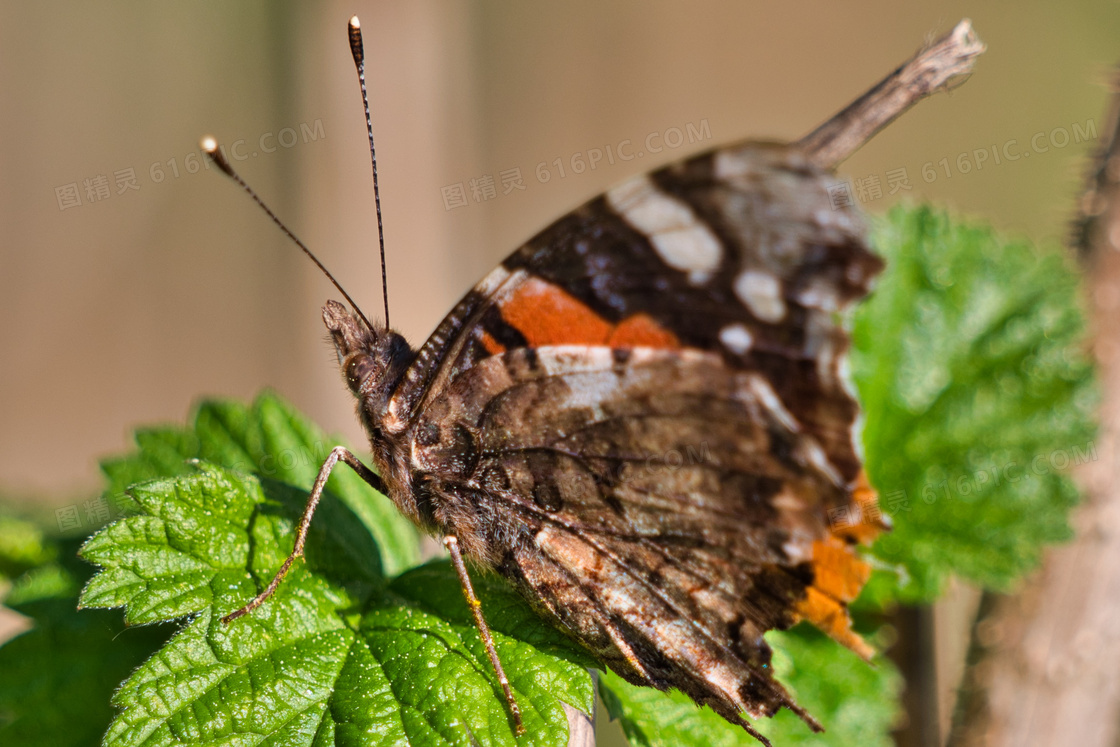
[200,136,376,332]
[348,16,391,329]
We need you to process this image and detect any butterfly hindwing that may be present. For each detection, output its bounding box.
[409,341,871,725]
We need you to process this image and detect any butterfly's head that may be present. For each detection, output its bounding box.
[322,300,414,417]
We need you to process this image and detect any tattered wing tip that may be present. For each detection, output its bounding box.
[733,693,823,746]
[796,584,877,661]
[733,716,776,747]
[794,535,877,661]
[781,697,825,734]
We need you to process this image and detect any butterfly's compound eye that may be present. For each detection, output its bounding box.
[344,353,378,394]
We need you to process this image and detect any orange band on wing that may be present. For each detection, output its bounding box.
[792,471,889,659]
[830,471,890,545]
[794,536,874,660]
[795,586,875,660]
[480,330,506,355]
[500,277,680,349]
[807,537,869,602]
[608,313,680,348]
[501,277,612,345]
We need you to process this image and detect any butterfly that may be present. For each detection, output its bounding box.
[208,15,889,747]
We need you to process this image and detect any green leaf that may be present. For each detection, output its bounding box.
[598,626,901,747]
[100,392,419,576]
[0,598,173,747]
[852,207,1096,603]
[0,527,171,747]
[0,512,56,582]
[79,463,595,747]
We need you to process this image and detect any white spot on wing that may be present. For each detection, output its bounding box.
[837,350,857,400]
[782,537,814,564]
[742,374,799,433]
[537,346,614,376]
[794,278,841,312]
[734,270,786,322]
[743,371,845,487]
[803,310,836,388]
[713,149,753,180]
[606,174,722,284]
[474,263,511,297]
[800,437,844,487]
[719,323,754,355]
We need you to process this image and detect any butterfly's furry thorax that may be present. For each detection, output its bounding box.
[323,299,521,559]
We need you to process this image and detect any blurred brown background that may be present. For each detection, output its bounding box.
[1,2,1118,742]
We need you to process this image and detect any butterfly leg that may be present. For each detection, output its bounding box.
[221,445,387,624]
[444,535,526,736]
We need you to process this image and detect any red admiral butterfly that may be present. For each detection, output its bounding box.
[205,15,983,746]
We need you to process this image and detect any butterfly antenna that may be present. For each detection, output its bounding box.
[200,136,376,332]
[348,16,391,329]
